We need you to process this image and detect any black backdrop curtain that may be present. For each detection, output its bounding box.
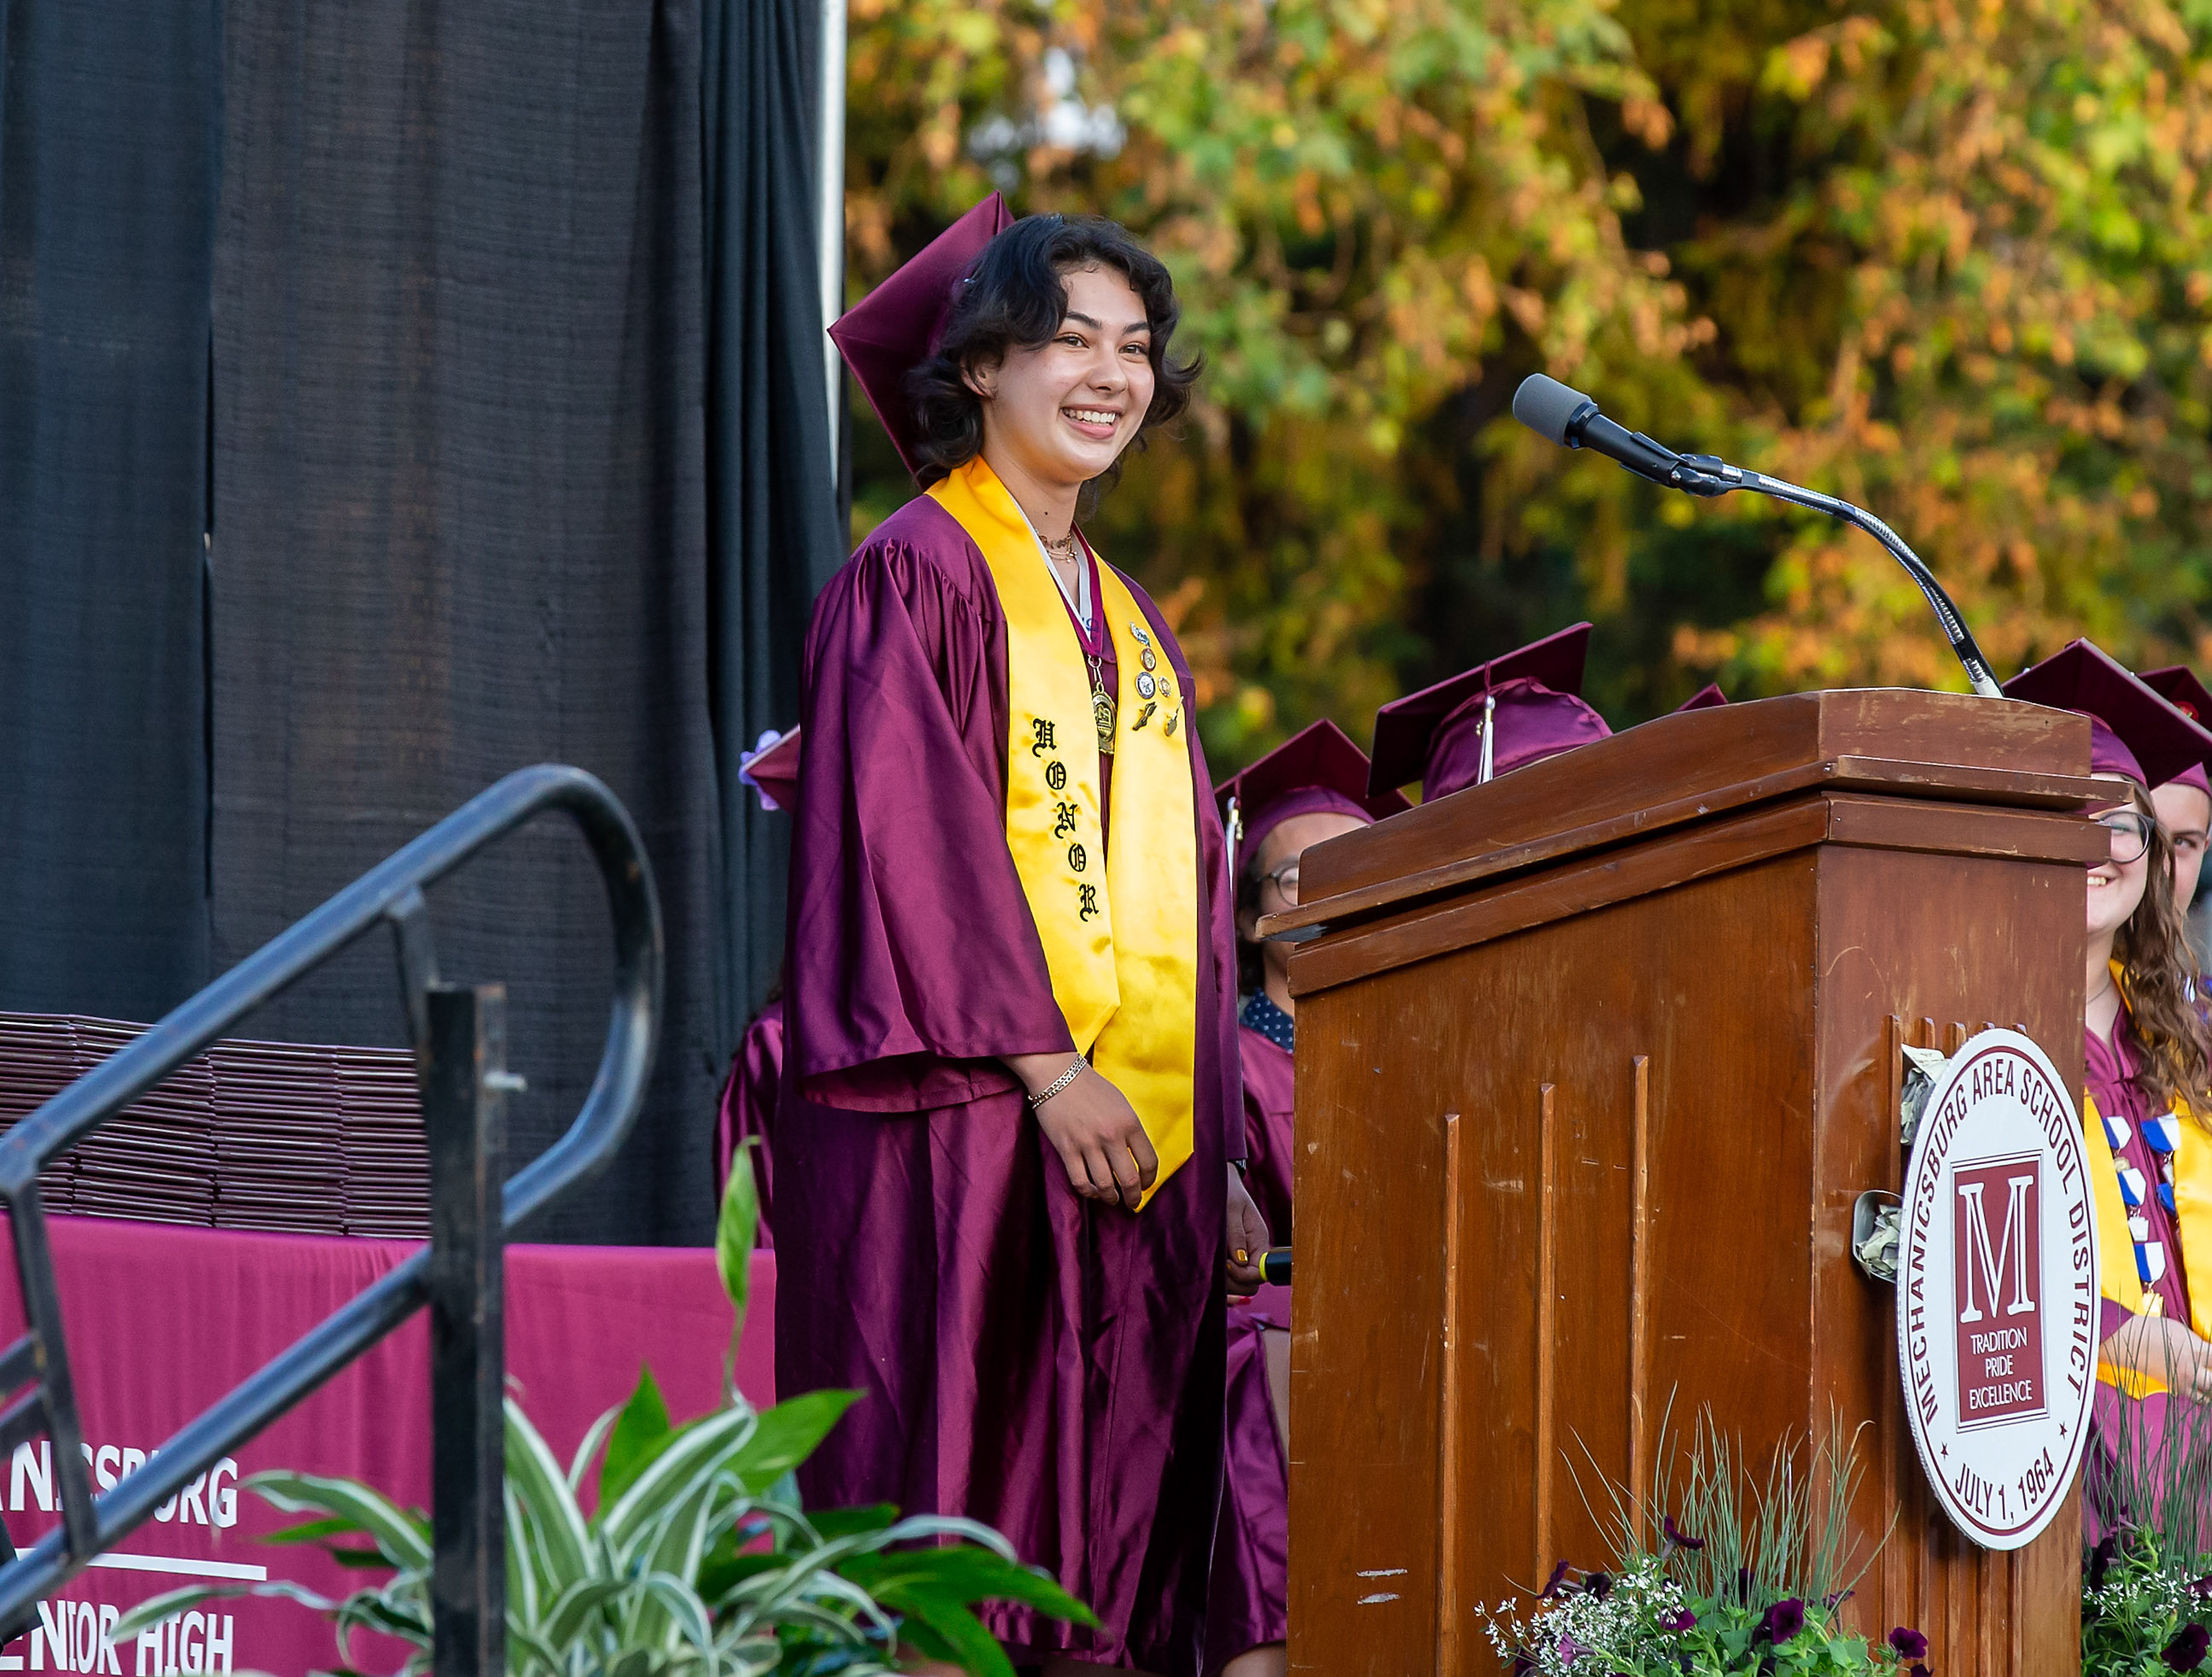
[210,0,722,1244]
[0,0,839,1244]
[702,0,845,1037]
[0,0,216,1022]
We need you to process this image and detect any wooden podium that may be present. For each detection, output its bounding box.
[1267,691,2106,1676]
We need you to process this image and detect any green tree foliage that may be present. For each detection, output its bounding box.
[842,0,2212,768]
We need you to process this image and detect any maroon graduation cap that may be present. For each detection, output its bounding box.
[828,193,1015,478]
[1674,683,1728,712]
[2139,664,2212,793]
[1367,622,1611,800]
[1215,720,1410,873]
[739,726,802,813]
[2001,639,2212,787]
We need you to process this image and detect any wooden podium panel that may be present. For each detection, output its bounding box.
[1273,692,2105,1677]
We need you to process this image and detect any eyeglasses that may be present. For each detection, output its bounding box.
[1259,859,1301,904]
[2098,810,2152,865]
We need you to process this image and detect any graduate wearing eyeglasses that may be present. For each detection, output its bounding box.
[1208,724,1406,1677]
[2003,645,2212,1473]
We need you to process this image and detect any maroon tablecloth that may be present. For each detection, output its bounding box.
[0,1216,774,1675]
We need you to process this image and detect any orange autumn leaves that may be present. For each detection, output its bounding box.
[844,0,2212,764]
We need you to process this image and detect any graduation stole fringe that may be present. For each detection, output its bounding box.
[929,457,1197,1207]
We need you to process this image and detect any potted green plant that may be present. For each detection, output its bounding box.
[116,1146,1091,1675]
[1476,1412,1928,1676]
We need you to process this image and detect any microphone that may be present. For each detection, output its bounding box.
[1511,375,1728,495]
[1510,374,2002,699]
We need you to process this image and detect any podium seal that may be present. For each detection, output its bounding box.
[1896,1027,2097,1550]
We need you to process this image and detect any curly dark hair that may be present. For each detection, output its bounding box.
[2114,781,2212,1116]
[904,214,1200,491]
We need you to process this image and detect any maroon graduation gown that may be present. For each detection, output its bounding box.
[712,999,784,1245]
[1209,1026,1294,1667]
[1236,1026,1294,1245]
[2082,1012,2212,1542]
[779,494,1242,1675]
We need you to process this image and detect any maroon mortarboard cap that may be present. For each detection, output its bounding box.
[1674,683,1728,712]
[1368,623,1608,798]
[829,193,1016,479]
[1420,681,1614,801]
[1215,720,1410,870]
[2139,666,2212,794]
[738,726,802,813]
[2001,639,2212,787]
[2086,717,2145,783]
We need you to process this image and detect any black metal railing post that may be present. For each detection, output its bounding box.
[0,764,663,1638]
[425,984,508,1677]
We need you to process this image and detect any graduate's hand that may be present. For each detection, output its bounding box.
[2101,1312,2212,1401]
[1225,1167,1268,1301]
[1010,1054,1159,1210]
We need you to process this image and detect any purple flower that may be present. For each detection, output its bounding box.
[1889,1627,1929,1660]
[2091,1533,2120,1590]
[1735,1567,1756,1603]
[2167,1623,2210,1672]
[2194,1575,2212,1598]
[1539,1559,1572,1600]
[1658,1609,1696,1633]
[1556,1632,1588,1664]
[1585,1571,1614,1600]
[1758,1598,1806,1645]
[1909,1665,1931,1677]
[1663,1514,1706,1551]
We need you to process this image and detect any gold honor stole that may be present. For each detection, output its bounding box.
[927,457,1198,1207]
[2086,963,2212,1394]
[2086,1084,2212,1397]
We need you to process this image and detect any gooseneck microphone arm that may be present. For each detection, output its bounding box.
[1511,374,2004,699]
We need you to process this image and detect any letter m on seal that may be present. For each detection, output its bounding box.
[1957,1162,2039,1323]
[1948,1152,2048,1429]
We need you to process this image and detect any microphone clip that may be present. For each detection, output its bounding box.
[1668,453,1738,499]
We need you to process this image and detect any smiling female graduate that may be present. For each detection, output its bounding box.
[2002,643,2212,1518]
[782,197,1268,1676]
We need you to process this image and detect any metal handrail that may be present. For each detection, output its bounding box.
[0,764,663,1635]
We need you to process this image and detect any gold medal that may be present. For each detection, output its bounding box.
[1094,682,1117,755]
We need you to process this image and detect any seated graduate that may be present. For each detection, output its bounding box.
[784,195,1266,1677]
[711,728,802,1239]
[1365,622,1613,802]
[2140,665,2212,915]
[2002,645,2212,1473]
[1207,721,1407,1677]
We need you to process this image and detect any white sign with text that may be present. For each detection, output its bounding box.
[1896,1029,2098,1549]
